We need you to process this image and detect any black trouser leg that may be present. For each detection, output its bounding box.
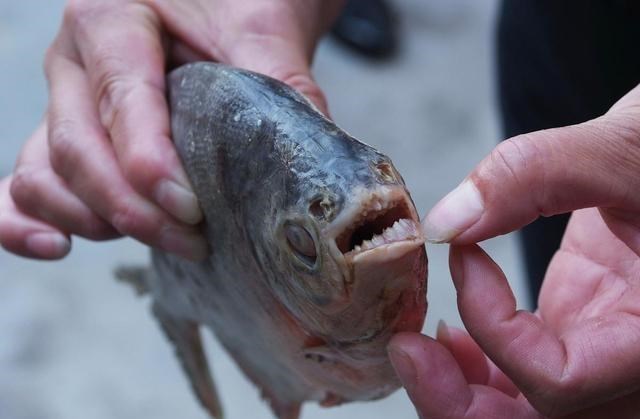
[496,0,640,307]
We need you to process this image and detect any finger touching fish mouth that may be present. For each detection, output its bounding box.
[327,187,424,259]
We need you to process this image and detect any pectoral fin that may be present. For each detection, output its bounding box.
[153,303,223,419]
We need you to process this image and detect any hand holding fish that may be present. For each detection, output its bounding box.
[390,84,640,418]
[0,0,341,260]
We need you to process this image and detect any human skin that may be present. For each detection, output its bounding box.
[0,0,343,260]
[4,2,640,417]
[389,84,640,418]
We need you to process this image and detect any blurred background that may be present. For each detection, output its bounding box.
[0,1,529,418]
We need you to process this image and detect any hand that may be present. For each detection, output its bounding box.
[0,0,342,260]
[389,84,640,418]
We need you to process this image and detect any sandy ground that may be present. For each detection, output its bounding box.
[0,1,529,418]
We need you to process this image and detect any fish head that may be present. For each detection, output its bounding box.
[267,126,427,371]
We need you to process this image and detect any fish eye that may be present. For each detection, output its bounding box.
[284,223,317,265]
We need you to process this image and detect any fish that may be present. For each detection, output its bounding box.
[117,62,428,419]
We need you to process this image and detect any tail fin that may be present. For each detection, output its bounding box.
[115,266,150,295]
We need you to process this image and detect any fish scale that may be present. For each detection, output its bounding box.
[118,62,428,419]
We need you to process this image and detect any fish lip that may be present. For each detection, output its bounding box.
[323,185,424,262]
[347,236,425,264]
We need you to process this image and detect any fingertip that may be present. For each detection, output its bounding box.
[281,72,330,117]
[449,244,506,294]
[387,341,418,393]
[389,333,474,417]
[300,87,330,118]
[421,180,485,243]
[25,232,72,259]
[154,179,203,225]
[0,222,71,261]
[1,176,72,260]
[450,244,516,325]
[387,333,441,389]
[448,244,469,292]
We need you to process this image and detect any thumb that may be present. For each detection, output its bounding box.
[422,85,640,246]
[227,36,330,116]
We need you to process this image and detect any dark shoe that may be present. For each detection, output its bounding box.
[330,0,397,59]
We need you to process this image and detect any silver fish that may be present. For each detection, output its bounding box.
[118,63,427,419]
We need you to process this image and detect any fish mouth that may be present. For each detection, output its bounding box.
[327,186,424,261]
[317,185,428,352]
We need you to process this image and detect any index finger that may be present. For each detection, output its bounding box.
[449,244,640,417]
[68,1,202,224]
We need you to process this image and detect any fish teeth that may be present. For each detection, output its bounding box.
[390,220,402,234]
[400,219,419,237]
[349,218,419,255]
[371,235,385,247]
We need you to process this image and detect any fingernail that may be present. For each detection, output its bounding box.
[25,232,71,258]
[155,180,203,225]
[422,180,484,243]
[388,346,417,392]
[436,320,451,348]
[160,229,209,261]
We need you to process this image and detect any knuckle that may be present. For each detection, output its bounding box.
[121,145,166,188]
[110,202,138,236]
[10,166,42,207]
[48,118,80,177]
[63,0,96,28]
[43,45,57,75]
[489,136,535,181]
[110,199,155,239]
[44,34,75,74]
[94,59,130,118]
[486,135,546,200]
[91,40,162,125]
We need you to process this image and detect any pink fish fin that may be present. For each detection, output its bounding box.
[264,394,301,419]
[153,303,224,419]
